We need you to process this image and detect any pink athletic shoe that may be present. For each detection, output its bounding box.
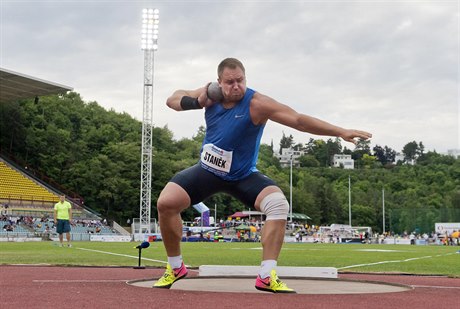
[153,262,188,289]
[255,270,296,293]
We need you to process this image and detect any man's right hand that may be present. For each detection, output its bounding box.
[167,84,214,111]
[198,83,215,108]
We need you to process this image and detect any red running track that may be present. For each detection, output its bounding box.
[0,265,458,309]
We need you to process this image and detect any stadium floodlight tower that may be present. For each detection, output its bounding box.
[139,8,159,238]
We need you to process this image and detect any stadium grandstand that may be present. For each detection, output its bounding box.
[0,68,129,241]
[0,67,73,103]
[0,160,60,205]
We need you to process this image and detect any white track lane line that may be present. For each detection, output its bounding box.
[76,247,167,264]
[338,252,456,270]
[411,285,460,289]
[33,279,127,283]
[74,247,197,271]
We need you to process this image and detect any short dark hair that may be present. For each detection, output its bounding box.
[218,58,245,78]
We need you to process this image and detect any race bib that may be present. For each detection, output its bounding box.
[201,143,233,174]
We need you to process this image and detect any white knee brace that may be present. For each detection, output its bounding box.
[259,192,289,221]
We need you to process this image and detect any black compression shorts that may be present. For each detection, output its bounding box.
[169,163,277,207]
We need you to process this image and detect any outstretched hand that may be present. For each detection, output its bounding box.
[340,129,372,145]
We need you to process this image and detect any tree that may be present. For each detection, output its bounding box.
[298,154,320,167]
[192,125,206,143]
[304,138,316,153]
[258,144,281,170]
[418,142,425,157]
[373,145,395,165]
[304,138,341,167]
[361,154,377,169]
[402,141,423,162]
[402,141,417,161]
[373,145,385,164]
[279,132,294,154]
[352,139,371,159]
[384,146,396,163]
[0,101,26,153]
[352,139,371,168]
[342,146,353,155]
[351,204,375,227]
[314,178,342,224]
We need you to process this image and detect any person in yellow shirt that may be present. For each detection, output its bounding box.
[54,195,72,247]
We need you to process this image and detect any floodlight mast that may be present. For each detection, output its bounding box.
[139,8,159,237]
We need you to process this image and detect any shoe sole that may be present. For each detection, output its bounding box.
[255,286,276,293]
[153,272,188,289]
[255,286,297,294]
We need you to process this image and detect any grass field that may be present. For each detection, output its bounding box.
[0,241,458,277]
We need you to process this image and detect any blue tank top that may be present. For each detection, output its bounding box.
[200,88,265,180]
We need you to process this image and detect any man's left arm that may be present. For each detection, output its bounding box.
[251,93,372,144]
[68,205,72,222]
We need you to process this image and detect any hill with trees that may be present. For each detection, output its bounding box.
[1,93,458,233]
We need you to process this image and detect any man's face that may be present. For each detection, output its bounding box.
[218,67,246,102]
[60,196,65,203]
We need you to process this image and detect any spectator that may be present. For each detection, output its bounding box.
[54,195,72,247]
[423,233,429,245]
[409,233,415,245]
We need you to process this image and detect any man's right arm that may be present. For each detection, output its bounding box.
[166,84,213,111]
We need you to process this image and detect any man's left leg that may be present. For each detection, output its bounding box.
[66,232,71,247]
[254,186,296,293]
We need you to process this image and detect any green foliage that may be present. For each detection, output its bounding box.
[402,141,425,161]
[1,92,459,234]
[279,132,294,154]
[257,144,281,170]
[298,154,320,167]
[373,145,396,165]
[361,153,377,169]
[303,138,342,167]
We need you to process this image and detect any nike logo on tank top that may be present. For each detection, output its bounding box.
[200,88,265,180]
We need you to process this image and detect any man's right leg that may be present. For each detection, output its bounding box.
[157,182,190,256]
[153,182,190,289]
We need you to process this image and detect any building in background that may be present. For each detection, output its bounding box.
[332,154,354,169]
[274,148,306,168]
[394,153,415,165]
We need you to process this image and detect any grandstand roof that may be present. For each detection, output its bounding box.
[0,68,73,103]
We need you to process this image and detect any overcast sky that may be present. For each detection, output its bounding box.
[1,0,458,154]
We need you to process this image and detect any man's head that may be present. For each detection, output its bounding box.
[59,195,65,203]
[217,58,246,102]
[217,58,245,78]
